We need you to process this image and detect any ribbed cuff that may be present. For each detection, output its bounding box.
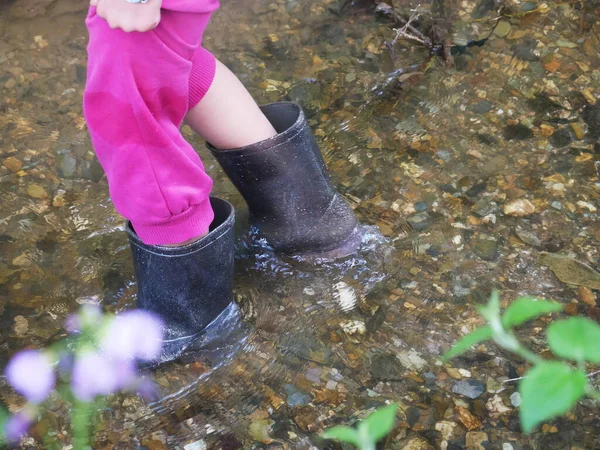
[188,47,217,109]
[132,198,215,246]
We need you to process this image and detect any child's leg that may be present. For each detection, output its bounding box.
[185,60,277,150]
[84,9,215,246]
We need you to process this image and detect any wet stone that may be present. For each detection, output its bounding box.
[473,237,499,262]
[452,379,485,399]
[57,152,77,178]
[521,1,538,10]
[292,406,319,432]
[550,128,573,148]
[369,352,404,381]
[483,155,508,174]
[183,441,206,450]
[582,105,600,139]
[472,100,494,114]
[3,157,23,173]
[512,39,538,61]
[494,21,511,38]
[27,184,48,198]
[510,392,521,407]
[283,384,310,407]
[81,159,105,182]
[539,252,600,290]
[571,122,586,140]
[144,440,168,450]
[504,199,535,217]
[397,349,427,371]
[399,437,435,450]
[515,228,542,248]
[406,407,421,427]
[466,431,489,450]
[472,198,497,217]
[249,419,274,444]
[504,124,533,141]
[406,212,431,231]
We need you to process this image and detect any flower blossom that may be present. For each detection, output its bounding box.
[71,351,136,401]
[4,412,31,443]
[5,350,55,404]
[101,310,163,362]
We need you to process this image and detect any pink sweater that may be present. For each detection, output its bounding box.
[84,2,220,245]
[162,0,219,12]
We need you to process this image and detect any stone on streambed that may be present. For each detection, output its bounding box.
[494,21,511,38]
[515,228,542,248]
[398,349,428,371]
[473,236,499,261]
[183,440,207,450]
[466,431,489,450]
[283,384,311,407]
[512,39,539,61]
[504,199,535,217]
[398,437,435,450]
[57,151,77,178]
[550,128,574,148]
[370,352,404,381]
[539,252,600,290]
[27,184,48,199]
[504,123,534,140]
[3,156,23,173]
[582,104,600,139]
[452,379,485,399]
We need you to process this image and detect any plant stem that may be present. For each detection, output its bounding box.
[72,400,92,450]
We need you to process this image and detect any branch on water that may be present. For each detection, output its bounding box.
[375,2,433,48]
[503,369,600,384]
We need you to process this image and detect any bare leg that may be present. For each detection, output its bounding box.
[186,59,277,149]
[163,234,206,247]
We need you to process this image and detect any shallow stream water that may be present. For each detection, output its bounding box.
[1,0,600,448]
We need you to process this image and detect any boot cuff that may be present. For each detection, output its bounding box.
[128,197,234,254]
[207,102,306,157]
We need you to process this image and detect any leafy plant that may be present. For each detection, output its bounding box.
[443,291,600,433]
[1,305,163,448]
[322,403,398,450]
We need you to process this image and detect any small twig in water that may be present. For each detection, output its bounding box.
[503,369,600,384]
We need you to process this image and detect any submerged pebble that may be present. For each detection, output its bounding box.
[452,380,485,399]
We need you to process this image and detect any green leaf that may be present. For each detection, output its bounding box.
[502,297,562,328]
[322,425,361,447]
[477,290,501,322]
[359,404,398,444]
[442,326,493,361]
[520,361,587,433]
[547,317,600,363]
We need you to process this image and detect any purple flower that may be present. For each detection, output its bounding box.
[135,376,160,402]
[71,352,136,401]
[71,352,135,401]
[5,350,55,404]
[101,310,163,362]
[4,413,31,443]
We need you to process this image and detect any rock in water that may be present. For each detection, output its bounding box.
[539,252,600,290]
[582,105,600,139]
[466,431,489,450]
[452,379,485,399]
[504,199,535,216]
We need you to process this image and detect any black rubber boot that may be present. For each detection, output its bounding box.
[207,102,360,258]
[127,197,237,365]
